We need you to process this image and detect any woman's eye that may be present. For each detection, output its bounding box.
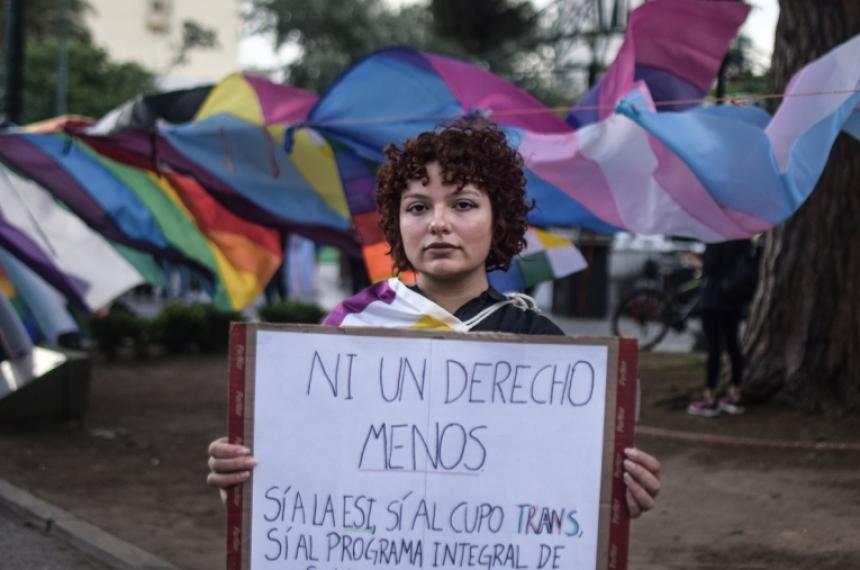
[405,203,426,214]
[454,201,476,210]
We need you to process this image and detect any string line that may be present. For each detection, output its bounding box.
[292,88,860,128]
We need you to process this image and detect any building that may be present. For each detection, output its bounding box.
[84,0,242,88]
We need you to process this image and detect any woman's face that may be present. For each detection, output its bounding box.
[399,162,493,282]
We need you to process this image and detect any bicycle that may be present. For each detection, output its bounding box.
[611,258,702,351]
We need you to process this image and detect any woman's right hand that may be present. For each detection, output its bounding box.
[207,436,257,503]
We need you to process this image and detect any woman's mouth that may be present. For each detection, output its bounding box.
[425,243,457,251]
[425,243,458,255]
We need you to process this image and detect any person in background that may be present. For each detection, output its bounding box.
[687,239,756,417]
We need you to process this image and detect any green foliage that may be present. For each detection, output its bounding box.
[3,1,215,124]
[86,302,244,357]
[258,300,326,324]
[21,39,154,123]
[721,35,771,97]
[169,20,221,70]
[248,0,438,93]
[246,0,563,98]
[144,304,199,354]
[148,303,244,354]
[197,304,244,352]
[89,304,147,360]
[0,0,92,42]
[88,299,316,357]
[432,0,537,56]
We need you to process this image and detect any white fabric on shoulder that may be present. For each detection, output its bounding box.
[337,278,542,333]
[338,278,468,331]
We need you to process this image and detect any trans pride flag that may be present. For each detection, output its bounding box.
[618,34,860,233]
[567,0,750,126]
[307,31,860,244]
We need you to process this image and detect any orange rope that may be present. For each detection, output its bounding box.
[294,88,860,128]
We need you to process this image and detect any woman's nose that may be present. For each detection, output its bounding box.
[428,207,450,234]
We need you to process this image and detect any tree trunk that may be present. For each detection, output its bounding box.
[742,0,860,414]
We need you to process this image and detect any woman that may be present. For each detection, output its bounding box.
[208,120,661,518]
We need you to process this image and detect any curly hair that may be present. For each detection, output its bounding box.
[376,120,531,273]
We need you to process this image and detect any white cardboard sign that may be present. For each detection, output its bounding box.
[227,325,637,570]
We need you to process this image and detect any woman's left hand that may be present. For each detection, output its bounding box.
[622,447,661,518]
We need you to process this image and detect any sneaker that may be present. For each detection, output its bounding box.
[717,397,745,415]
[687,400,720,417]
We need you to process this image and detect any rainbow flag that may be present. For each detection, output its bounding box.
[82,141,284,310]
[0,261,35,341]
[194,72,317,125]
[0,131,283,311]
[0,162,144,310]
[87,72,356,252]
[0,288,32,360]
[0,248,79,345]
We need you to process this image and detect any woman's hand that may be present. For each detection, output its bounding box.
[206,436,257,503]
[622,447,661,518]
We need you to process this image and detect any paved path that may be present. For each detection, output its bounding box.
[0,506,113,570]
[0,478,180,570]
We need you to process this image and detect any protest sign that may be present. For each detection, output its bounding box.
[226,324,637,570]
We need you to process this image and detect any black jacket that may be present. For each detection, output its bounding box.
[410,285,565,336]
[700,240,754,311]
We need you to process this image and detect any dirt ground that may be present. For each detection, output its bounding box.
[0,350,858,570]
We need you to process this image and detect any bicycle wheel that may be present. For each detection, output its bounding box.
[611,287,672,351]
